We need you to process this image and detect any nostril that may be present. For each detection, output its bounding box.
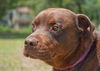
[30,40,38,46]
[30,42,33,46]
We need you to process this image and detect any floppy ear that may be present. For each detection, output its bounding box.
[76,14,95,49]
[76,14,95,33]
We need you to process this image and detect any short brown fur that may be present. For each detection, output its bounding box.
[24,8,100,71]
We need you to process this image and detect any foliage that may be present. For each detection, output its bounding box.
[0,0,100,25]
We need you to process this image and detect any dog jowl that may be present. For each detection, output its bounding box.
[24,8,99,71]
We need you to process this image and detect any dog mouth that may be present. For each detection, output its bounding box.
[24,52,52,60]
[24,46,56,60]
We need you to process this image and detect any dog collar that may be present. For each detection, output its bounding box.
[55,40,96,70]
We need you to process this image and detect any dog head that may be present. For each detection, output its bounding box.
[24,8,95,67]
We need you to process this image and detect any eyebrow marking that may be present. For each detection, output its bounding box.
[48,18,55,24]
[34,18,40,24]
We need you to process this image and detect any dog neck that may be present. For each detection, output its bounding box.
[53,34,98,71]
[54,40,97,71]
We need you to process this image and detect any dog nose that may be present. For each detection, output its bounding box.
[25,38,38,47]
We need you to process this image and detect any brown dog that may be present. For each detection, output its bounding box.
[24,8,100,71]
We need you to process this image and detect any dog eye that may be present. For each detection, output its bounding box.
[52,25,59,31]
[51,24,62,32]
[50,24,64,36]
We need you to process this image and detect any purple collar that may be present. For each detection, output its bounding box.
[55,40,96,70]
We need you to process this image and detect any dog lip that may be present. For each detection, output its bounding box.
[24,51,38,59]
[25,53,50,60]
[24,46,53,60]
[24,50,52,60]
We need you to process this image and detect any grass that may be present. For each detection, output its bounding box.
[0,39,24,71]
[0,39,52,71]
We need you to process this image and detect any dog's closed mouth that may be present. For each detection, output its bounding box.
[25,53,52,60]
[24,49,52,60]
[24,53,37,59]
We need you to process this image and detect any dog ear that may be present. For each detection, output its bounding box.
[76,14,95,33]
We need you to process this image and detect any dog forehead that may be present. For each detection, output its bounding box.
[37,8,76,18]
[34,8,76,25]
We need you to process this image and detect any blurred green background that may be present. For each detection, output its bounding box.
[0,0,100,71]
